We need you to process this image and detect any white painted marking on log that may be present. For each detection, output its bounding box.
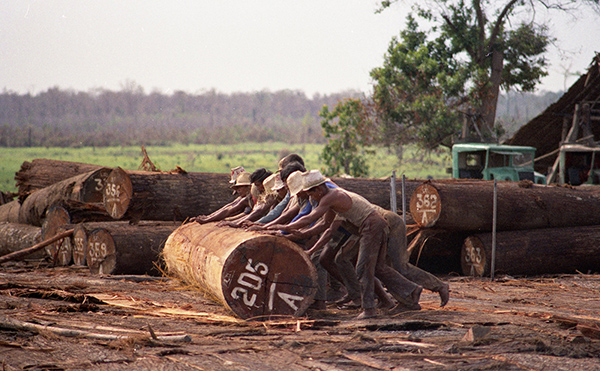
[277,292,304,311]
[268,282,276,311]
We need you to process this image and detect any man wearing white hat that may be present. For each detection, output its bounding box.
[270,170,421,319]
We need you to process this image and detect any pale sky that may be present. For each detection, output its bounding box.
[1,1,598,96]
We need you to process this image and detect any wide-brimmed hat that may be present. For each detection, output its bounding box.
[263,173,285,193]
[231,171,252,187]
[229,166,245,184]
[302,170,328,191]
[287,170,305,196]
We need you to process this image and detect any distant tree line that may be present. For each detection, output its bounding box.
[0,84,559,148]
[0,85,360,147]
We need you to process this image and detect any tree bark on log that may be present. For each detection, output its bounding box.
[83,221,179,275]
[331,177,421,213]
[409,180,600,231]
[103,167,237,221]
[15,158,104,197]
[461,226,600,276]
[0,200,21,224]
[163,223,318,319]
[102,167,421,222]
[0,222,45,259]
[17,167,113,226]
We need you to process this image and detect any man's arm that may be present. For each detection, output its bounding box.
[191,196,247,224]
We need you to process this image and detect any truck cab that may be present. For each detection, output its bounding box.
[452,143,547,184]
[556,144,600,185]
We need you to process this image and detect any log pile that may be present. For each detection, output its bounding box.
[408,179,600,277]
[1,158,417,275]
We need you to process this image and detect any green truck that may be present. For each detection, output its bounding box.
[452,143,547,184]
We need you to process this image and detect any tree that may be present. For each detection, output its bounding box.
[369,0,598,149]
[319,99,372,177]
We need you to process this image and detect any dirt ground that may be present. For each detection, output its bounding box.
[1,260,600,371]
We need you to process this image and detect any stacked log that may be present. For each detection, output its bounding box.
[408,180,600,276]
[15,159,104,196]
[16,167,113,226]
[0,222,44,260]
[163,223,317,319]
[461,226,600,276]
[39,206,178,275]
[103,167,236,221]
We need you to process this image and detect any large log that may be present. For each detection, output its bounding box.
[410,180,600,231]
[461,226,600,276]
[103,167,421,222]
[18,168,113,226]
[103,168,236,221]
[0,200,21,224]
[82,221,179,275]
[163,223,318,319]
[15,159,104,196]
[0,222,45,260]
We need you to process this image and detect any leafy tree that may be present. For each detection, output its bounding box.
[368,0,600,149]
[319,99,372,177]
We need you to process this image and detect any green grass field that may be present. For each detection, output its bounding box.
[0,143,451,193]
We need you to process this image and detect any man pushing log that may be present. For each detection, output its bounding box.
[268,170,422,319]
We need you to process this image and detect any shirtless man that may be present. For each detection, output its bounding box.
[269,170,421,319]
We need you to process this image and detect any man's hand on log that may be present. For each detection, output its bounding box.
[266,224,291,232]
[190,216,208,224]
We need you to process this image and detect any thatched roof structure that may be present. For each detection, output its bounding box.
[506,53,600,173]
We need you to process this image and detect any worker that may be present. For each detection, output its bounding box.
[190,170,252,224]
[269,170,421,319]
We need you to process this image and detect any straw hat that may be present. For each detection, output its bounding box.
[263,173,285,193]
[229,166,245,184]
[302,170,328,191]
[231,171,252,187]
[287,170,305,196]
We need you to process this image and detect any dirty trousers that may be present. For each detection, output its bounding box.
[355,212,417,309]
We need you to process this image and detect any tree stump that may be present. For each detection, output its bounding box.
[163,223,318,319]
[461,225,600,276]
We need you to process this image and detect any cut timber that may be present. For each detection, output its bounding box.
[41,205,71,263]
[410,180,600,231]
[0,222,44,260]
[84,221,179,275]
[72,224,87,266]
[461,225,600,276]
[103,168,422,222]
[0,229,73,264]
[18,167,113,226]
[103,167,236,221]
[163,223,318,319]
[0,200,21,224]
[15,159,104,196]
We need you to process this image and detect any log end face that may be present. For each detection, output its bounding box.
[410,183,441,228]
[103,167,133,220]
[221,236,318,320]
[86,228,116,275]
[461,236,487,277]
